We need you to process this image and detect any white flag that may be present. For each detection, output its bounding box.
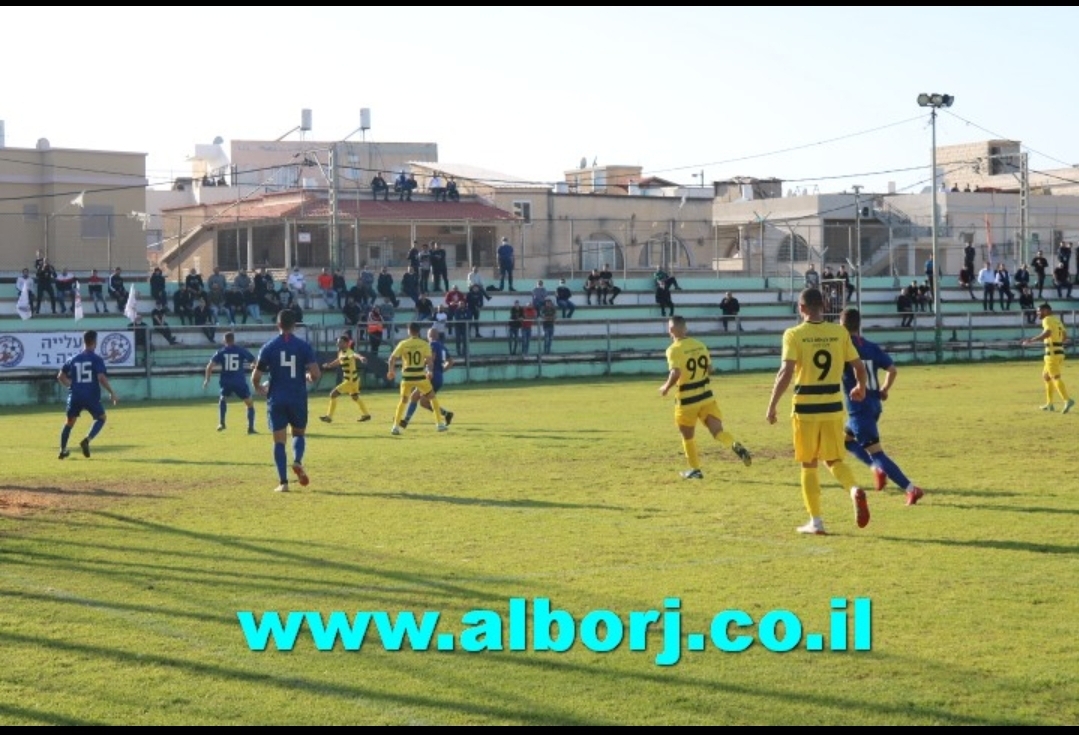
[124,286,139,323]
[71,191,86,208]
[73,282,84,322]
[16,281,32,320]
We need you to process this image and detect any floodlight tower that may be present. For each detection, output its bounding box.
[917,92,954,364]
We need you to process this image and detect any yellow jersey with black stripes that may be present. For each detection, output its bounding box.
[781,320,859,419]
[338,347,361,383]
[666,337,715,406]
[390,337,431,383]
[1041,315,1066,359]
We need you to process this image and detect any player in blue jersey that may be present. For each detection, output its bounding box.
[400,326,455,429]
[840,308,924,506]
[203,331,257,434]
[251,310,321,493]
[57,330,119,459]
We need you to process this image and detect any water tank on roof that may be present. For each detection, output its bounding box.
[36,138,51,151]
[627,183,641,196]
[360,108,371,131]
[301,109,312,132]
[553,182,568,194]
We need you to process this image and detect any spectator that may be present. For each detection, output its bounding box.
[377,296,396,342]
[897,286,915,327]
[394,171,409,201]
[333,268,350,307]
[444,284,466,315]
[342,295,363,330]
[1019,286,1037,325]
[1058,241,1072,279]
[496,237,516,292]
[719,291,742,332]
[599,265,621,305]
[508,300,523,355]
[206,266,228,298]
[15,267,34,302]
[1031,250,1050,299]
[318,267,337,310]
[108,267,128,312]
[405,173,418,200]
[555,279,576,318]
[584,269,602,305]
[531,279,548,310]
[1014,263,1031,293]
[173,284,195,325]
[429,242,449,293]
[429,172,446,201]
[225,286,246,324]
[446,177,460,202]
[995,263,1014,311]
[521,301,537,355]
[35,258,58,314]
[837,264,855,300]
[208,279,232,325]
[466,283,486,338]
[923,256,935,295]
[418,242,432,295]
[192,295,217,343]
[55,267,76,314]
[407,241,421,274]
[957,265,977,301]
[371,171,389,201]
[655,274,676,317]
[653,265,682,293]
[367,305,385,355]
[401,266,420,306]
[287,266,311,309]
[150,303,179,345]
[1053,260,1073,299]
[185,267,205,296]
[963,241,977,282]
[468,265,492,301]
[804,263,820,290]
[377,266,399,308]
[432,304,449,339]
[540,298,557,354]
[977,262,996,311]
[415,293,435,322]
[357,264,376,307]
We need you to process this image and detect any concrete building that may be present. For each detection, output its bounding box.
[0,131,148,272]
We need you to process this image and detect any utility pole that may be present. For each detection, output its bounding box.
[753,211,771,280]
[1019,152,1029,266]
[853,185,863,314]
[329,144,340,270]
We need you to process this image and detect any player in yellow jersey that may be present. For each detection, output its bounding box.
[766,287,870,535]
[1021,302,1074,413]
[659,316,752,480]
[319,335,372,423]
[387,322,447,434]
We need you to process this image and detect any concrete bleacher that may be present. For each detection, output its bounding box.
[3,271,1077,405]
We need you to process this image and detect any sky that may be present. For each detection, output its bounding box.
[3,7,1077,195]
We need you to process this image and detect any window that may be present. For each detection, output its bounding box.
[581,238,619,271]
[638,233,688,268]
[80,205,114,240]
[512,200,532,224]
[776,234,809,262]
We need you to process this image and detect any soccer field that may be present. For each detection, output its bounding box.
[0,360,1076,725]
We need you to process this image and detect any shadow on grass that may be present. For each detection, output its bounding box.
[877,535,1079,555]
[0,484,160,499]
[926,488,1024,499]
[87,511,507,603]
[0,630,611,726]
[930,501,1079,516]
[488,651,1034,726]
[320,490,628,512]
[0,702,104,726]
[117,458,266,467]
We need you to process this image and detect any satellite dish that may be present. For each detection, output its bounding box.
[212,136,224,145]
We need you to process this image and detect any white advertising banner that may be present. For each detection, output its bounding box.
[0,331,137,370]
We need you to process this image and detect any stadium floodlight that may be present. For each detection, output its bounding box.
[917,92,954,363]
